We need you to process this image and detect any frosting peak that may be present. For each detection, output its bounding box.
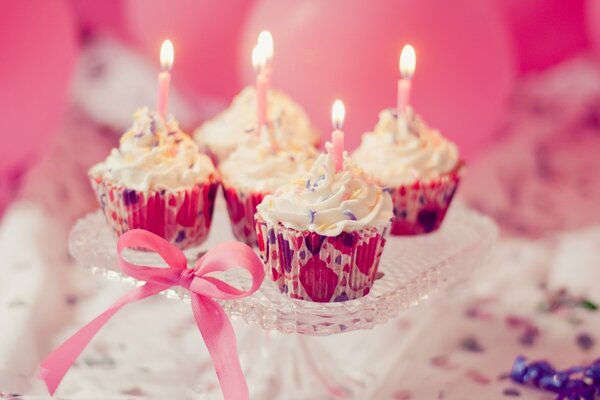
[90,107,215,191]
[256,144,393,236]
[352,108,460,186]
[194,86,320,162]
[219,136,316,193]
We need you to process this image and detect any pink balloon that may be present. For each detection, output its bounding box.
[240,0,516,159]
[0,0,78,174]
[495,0,589,73]
[70,0,131,41]
[586,0,600,55]
[125,0,255,100]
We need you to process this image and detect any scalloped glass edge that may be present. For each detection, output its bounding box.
[69,206,497,336]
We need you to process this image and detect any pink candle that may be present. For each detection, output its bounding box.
[158,40,174,119]
[252,31,274,136]
[158,71,170,119]
[332,129,344,171]
[256,72,268,128]
[331,100,346,172]
[252,42,270,129]
[397,78,411,114]
[397,44,416,115]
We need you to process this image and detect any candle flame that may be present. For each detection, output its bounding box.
[332,100,345,130]
[160,40,174,71]
[399,44,416,79]
[257,30,274,60]
[252,45,267,73]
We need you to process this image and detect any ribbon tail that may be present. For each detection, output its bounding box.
[190,294,249,400]
[39,283,165,395]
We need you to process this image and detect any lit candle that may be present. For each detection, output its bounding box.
[331,100,346,172]
[397,44,416,115]
[253,31,273,130]
[157,39,174,119]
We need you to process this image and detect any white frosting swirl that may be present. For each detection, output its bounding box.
[219,138,316,193]
[194,86,320,162]
[352,108,460,186]
[90,107,216,192]
[256,144,393,236]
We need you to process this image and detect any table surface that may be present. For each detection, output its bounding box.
[2,198,600,399]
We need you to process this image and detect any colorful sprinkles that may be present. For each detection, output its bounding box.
[343,210,357,221]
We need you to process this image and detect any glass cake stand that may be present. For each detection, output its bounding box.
[69,203,497,399]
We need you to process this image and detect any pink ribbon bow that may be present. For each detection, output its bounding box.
[39,229,265,400]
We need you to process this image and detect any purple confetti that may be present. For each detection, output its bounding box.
[460,336,485,353]
[502,387,520,397]
[576,333,595,351]
[510,356,600,399]
[518,327,539,347]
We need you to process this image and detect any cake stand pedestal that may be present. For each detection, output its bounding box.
[69,205,497,399]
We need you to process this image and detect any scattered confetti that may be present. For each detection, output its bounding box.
[510,355,600,399]
[502,387,521,397]
[576,333,595,351]
[465,306,493,320]
[460,336,485,353]
[430,355,452,369]
[467,369,491,384]
[518,326,540,347]
[578,298,598,311]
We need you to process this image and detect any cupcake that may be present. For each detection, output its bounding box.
[194,86,320,164]
[352,108,462,235]
[255,144,393,302]
[89,107,219,249]
[219,126,316,247]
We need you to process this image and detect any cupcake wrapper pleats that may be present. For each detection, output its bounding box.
[256,219,390,302]
[90,177,219,249]
[222,185,267,247]
[388,168,462,236]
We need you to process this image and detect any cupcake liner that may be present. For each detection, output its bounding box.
[222,185,267,247]
[388,166,463,236]
[90,176,219,249]
[256,219,390,302]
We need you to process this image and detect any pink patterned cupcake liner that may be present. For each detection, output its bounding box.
[222,185,267,247]
[90,176,219,249]
[256,219,390,302]
[388,165,463,236]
